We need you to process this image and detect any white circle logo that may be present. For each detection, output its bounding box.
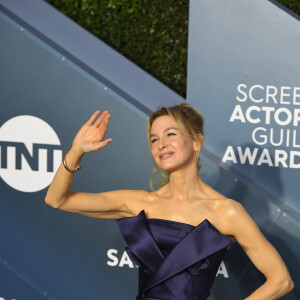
[0,115,62,192]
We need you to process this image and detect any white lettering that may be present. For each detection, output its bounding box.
[280,86,291,104]
[261,106,275,124]
[119,251,134,268]
[292,129,300,147]
[286,129,290,147]
[293,109,300,126]
[237,146,258,164]
[236,84,300,105]
[245,106,261,124]
[236,84,248,102]
[274,150,288,168]
[230,105,300,127]
[290,151,300,168]
[266,86,278,104]
[222,146,237,163]
[257,149,273,166]
[107,249,119,266]
[107,249,137,268]
[270,128,283,147]
[0,116,62,192]
[216,261,229,278]
[223,146,300,168]
[229,105,246,123]
[274,108,292,126]
[251,127,299,147]
[293,87,300,105]
[252,127,267,145]
[249,85,264,103]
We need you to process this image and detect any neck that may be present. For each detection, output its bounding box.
[164,164,206,201]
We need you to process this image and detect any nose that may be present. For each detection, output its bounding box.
[158,137,167,150]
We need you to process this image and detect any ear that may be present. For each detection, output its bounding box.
[193,133,203,151]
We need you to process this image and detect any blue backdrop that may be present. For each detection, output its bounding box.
[187,0,300,299]
[0,0,299,299]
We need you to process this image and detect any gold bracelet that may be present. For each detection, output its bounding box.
[63,150,82,173]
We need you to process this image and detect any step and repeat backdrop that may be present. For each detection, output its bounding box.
[0,7,149,299]
[0,0,299,299]
[187,0,300,299]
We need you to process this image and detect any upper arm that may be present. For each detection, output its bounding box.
[47,189,146,219]
[221,200,292,284]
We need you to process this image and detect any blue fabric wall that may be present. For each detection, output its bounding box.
[0,0,299,299]
[187,0,300,299]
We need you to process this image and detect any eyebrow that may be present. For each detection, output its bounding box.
[150,127,178,137]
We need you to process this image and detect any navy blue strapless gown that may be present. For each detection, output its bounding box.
[116,210,237,300]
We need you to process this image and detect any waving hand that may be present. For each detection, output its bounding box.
[72,110,112,154]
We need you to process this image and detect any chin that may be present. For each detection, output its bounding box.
[159,164,178,173]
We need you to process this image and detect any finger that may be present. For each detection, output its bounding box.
[95,138,113,150]
[86,111,100,126]
[98,115,110,136]
[94,111,109,127]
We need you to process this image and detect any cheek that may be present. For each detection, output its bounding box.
[151,145,157,158]
[182,140,196,157]
[180,139,191,149]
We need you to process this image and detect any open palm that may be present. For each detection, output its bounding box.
[72,110,112,153]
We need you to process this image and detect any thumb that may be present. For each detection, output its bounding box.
[96,138,113,149]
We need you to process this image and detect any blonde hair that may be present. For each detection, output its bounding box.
[147,103,204,191]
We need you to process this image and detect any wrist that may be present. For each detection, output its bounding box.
[70,145,85,157]
[64,147,84,170]
[63,150,82,173]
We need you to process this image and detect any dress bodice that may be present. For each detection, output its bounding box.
[116,210,237,300]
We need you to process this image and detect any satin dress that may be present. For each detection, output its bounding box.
[116,210,237,300]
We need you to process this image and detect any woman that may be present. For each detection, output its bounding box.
[45,103,294,299]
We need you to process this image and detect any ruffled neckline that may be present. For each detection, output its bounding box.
[116,209,238,295]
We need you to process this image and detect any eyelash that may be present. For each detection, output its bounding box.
[151,132,176,143]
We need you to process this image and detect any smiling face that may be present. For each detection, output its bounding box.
[150,115,199,172]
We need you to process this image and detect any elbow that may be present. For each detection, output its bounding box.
[285,279,295,293]
[275,276,295,295]
[45,194,61,209]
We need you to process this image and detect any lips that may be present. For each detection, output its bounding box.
[159,151,174,160]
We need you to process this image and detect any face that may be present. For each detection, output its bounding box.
[150,115,199,172]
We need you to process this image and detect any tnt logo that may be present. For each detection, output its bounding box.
[0,115,62,192]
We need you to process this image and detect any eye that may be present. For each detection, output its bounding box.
[167,132,176,137]
[151,138,158,144]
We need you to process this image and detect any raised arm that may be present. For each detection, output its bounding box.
[221,200,294,299]
[45,110,139,219]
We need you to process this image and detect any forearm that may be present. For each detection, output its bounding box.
[45,146,83,208]
[244,278,294,300]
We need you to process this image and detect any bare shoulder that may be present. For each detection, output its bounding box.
[214,198,252,236]
[107,188,149,202]
[216,198,264,246]
[216,198,245,217]
[121,189,153,215]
